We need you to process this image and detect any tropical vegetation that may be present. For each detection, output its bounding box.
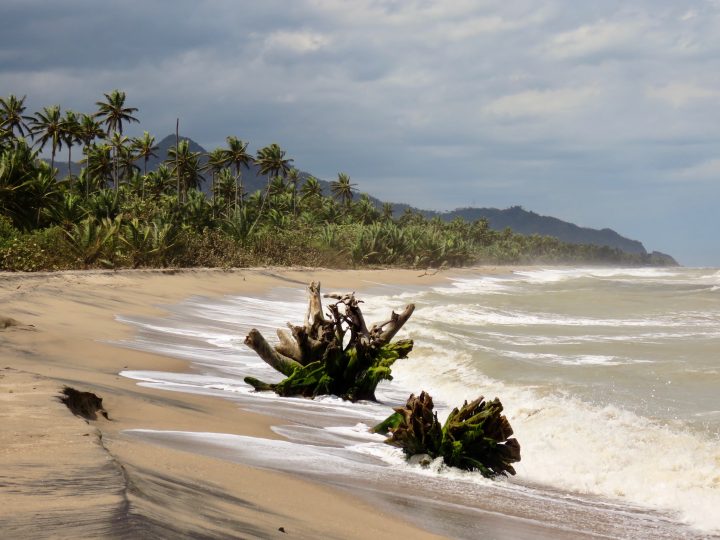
[0,91,674,272]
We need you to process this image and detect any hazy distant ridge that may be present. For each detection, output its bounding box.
[433,206,647,255]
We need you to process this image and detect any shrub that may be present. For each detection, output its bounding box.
[0,227,76,271]
[0,215,19,249]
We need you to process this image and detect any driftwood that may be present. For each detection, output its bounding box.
[244,282,415,401]
[59,387,109,421]
[373,391,521,477]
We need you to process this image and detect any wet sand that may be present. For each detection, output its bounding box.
[1,267,462,539]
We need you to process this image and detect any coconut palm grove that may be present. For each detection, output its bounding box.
[0,91,672,271]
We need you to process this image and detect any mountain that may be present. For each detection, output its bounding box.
[49,135,666,258]
[430,206,647,255]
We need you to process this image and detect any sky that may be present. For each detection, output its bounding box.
[2,0,719,265]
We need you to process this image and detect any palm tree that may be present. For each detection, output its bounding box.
[77,115,106,196]
[60,110,80,179]
[95,90,139,188]
[131,131,158,176]
[382,202,394,221]
[82,143,113,189]
[131,131,158,200]
[116,142,140,182]
[165,140,203,202]
[202,147,226,211]
[330,172,357,209]
[0,140,45,228]
[355,194,378,224]
[221,136,252,211]
[250,143,293,234]
[0,126,13,151]
[24,169,62,229]
[268,176,288,197]
[286,168,300,215]
[255,143,292,179]
[300,176,322,200]
[145,164,175,199]
[0,94,33,138]
[30,105,64,174]
[108,132,130,189]
[95,89,139,136]
[213,167,241,212]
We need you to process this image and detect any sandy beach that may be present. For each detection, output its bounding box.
[2,267,711,539]
[1,267,465,539]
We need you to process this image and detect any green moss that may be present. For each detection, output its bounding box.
[247,339,413,402]
[375,392,521,477]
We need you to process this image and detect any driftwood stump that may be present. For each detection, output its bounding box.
[244,282,415,401]
[374,391,521,477]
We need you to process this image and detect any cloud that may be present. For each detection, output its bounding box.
[545,19,645,60]
[646,83,719,107]
[675,158,720,181]
[2,0,720,263]
[264,30,330,53]
[483,87,601,118]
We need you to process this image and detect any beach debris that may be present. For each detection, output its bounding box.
[243,281,415,401]
[0,316,19,329]
[373,391,521,477]
[0,316,35,331]
[59,386,109,420]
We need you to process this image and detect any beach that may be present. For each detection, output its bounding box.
[2,267,717,539]
[0,268,457,539]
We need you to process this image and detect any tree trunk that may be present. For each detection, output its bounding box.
[244,328,301,376]
[243,282,415,401]
[175,118,180,205]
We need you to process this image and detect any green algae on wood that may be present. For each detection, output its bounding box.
[374,391,521,477]
[243,282,415,401]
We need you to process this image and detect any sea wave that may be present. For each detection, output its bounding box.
[391,353,720,532]
[115,269,720,534]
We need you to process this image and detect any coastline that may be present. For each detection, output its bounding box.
[2,266,710,539]
[1,266,479,539]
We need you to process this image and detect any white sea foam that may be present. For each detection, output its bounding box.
[432,276,514,295]
[414,304,705,328]
[115,270,720,534]
[391,352,720,532]
[499,350,640,366]
[518,267,683,281]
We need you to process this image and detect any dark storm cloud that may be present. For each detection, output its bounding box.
[2,0,720,264]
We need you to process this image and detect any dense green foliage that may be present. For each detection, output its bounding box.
[0,92,672,271]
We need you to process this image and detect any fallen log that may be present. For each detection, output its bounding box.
[373,391,521,477]
[243,282,415,401]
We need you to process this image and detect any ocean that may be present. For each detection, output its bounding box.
[117,267,720,539]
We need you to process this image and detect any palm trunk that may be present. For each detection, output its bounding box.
[175,119,181,205]
[67,144,72,180]
[234,164,241,212]
[143,156,148,200]
[211,172,216,219]
[247,176,272,237]
[84,142,89,198]
[239,174,244,213]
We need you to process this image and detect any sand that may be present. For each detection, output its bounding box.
[1,267,475,539]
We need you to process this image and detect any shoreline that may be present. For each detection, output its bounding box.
[1,266,710,539]
[1,266,476,539]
